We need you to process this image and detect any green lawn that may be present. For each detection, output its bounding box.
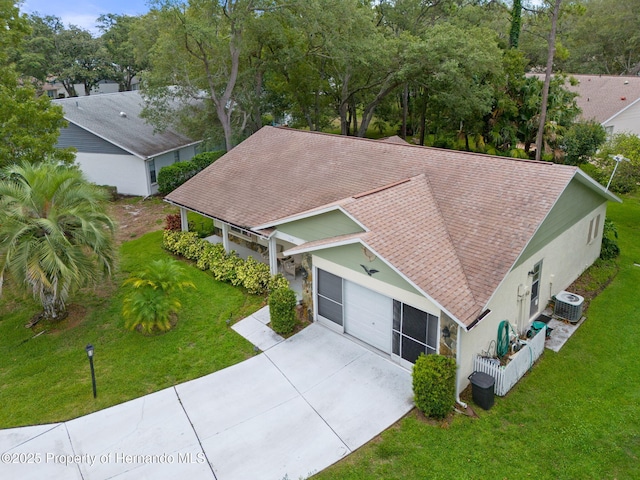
[0,230,264,429]
[315,193,640,480]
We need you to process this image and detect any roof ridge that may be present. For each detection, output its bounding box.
[418,174,481,311]
[273,126,564,167]
[352,178,413,199]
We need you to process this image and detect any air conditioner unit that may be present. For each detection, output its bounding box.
[554,291,584,322]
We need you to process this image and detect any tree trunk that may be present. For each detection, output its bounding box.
[401,83,409,139]
[41,291,67,322]
[357,79,402,138]
[509,0,523,49]
[419,88,427,146]
[535,0,562,161]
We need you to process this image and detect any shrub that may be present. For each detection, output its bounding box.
[236,257,272,294]
[162,230,290,296]
[562,120,607,165]
[268,287,297,335]
[165,213,181,231]
[596,133,640,194]
[191,150,224,170]
[600,217,620,260]
[412,354,457,418]
[196,242,227,271]
[157,162,197,195]
[122,259,196,334]
[157,151,225,195]
[268,274,290,293]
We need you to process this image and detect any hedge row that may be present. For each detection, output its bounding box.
[157,151,225,195]
[163,230,289,295]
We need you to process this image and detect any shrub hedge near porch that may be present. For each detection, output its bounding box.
[163,230,289,295]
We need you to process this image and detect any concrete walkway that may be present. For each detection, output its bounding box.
[0,308,413,480]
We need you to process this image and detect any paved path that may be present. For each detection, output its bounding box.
[0,309,413,479]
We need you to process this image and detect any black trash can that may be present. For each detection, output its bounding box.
[468,371,495,410]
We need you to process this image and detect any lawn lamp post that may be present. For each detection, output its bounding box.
[606,154,630,191]
[85,344,97,399]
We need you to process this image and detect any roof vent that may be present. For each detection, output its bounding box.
[554,291,584,322]
[119,111,127,117]
[624,80,629,84]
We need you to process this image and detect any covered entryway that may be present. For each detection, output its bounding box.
[344,280,392,353]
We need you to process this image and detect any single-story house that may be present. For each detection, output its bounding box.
[533,73,640,137]
[55,91,201,196]
[165,126,619,397]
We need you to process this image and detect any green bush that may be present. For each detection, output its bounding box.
[600,217,620,260]
[269,287,297,335]
[157,162,197,195]
[191,150,224,170]
[412,354,457,418]
[162,230,289,295]
[122,259,196,334]
[157,151,225,195]
[236,257,272,295]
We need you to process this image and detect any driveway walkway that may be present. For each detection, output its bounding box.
[0,315,413,480]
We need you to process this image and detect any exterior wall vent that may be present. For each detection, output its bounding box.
[554,291,584,322]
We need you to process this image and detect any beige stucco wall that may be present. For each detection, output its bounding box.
[456,201,608,394]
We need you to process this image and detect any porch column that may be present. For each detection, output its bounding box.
[268,236,278,275]
[179,207,188,232]
[221,223,231,253]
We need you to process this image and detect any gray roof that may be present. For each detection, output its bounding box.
[54,91,199,159]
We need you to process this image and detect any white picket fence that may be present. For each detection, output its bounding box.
[473,327,546,396]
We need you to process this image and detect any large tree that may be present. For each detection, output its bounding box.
[563,0,640,75]
[0,5,74,167]
[19,14,105,97]
[0,162,116,322]
[142,0,262,151]
[98,14,147,92]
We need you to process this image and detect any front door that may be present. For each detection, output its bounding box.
[529,261,542,318]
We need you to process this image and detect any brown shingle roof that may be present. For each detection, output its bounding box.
[167,126,580,326]
[531,73,640,124]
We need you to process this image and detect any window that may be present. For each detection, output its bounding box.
[392,301,438,364]
[317,269,343,326]
[149,159,157,184]
[588,214,601,244]
[229,225,254,240]
[174,150,180,163]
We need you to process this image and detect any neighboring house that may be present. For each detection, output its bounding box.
[165,126,619,397]
[533,73,640,136]
[44,78,141,98]
[55,91,201,196]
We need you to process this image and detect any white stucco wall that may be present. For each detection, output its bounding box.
[605,101,640,136]
[76,153,148,196]
[456,202,608,394]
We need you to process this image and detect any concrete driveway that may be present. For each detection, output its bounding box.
[0,323,413,480]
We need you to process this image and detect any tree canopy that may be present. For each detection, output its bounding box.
[5,0,630,163]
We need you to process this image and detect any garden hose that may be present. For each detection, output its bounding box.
[497,320,516,358]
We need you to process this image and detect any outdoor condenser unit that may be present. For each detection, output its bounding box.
[554,291,584,322]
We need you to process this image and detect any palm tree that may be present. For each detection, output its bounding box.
[0,161,116,321]
[122,259,195,334]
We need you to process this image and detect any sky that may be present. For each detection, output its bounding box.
[20,0,152,34]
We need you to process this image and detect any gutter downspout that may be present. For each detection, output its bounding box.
[455,327,467,408]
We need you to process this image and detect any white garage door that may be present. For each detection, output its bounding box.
[344,280,392,353]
